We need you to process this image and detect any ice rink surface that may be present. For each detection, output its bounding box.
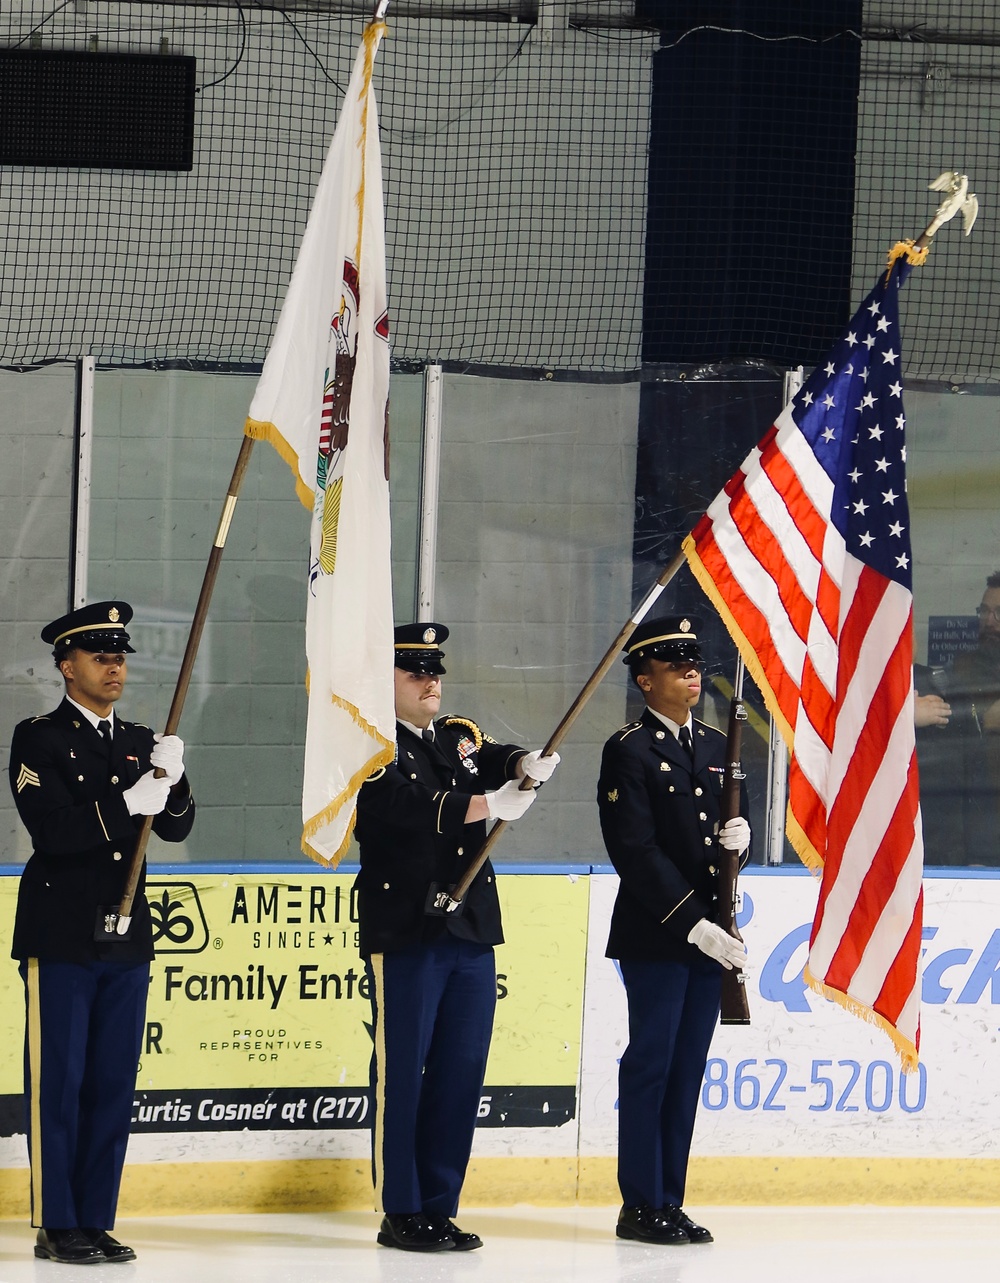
[2,1206,999,1283]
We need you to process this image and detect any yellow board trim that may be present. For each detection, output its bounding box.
[3,1156,999,1218]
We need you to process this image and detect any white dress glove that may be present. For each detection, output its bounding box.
[520,749,561,784]
[687,918,748,971]
[123,769,171,817]
[718,816,751,852]
[485,779,537,821]
[150,733,186,787]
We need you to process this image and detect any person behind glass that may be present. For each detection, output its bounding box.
[354,623,559,1253]
[8,601,195,1266]
[914,571,1000,865]
[597,615,750,1246]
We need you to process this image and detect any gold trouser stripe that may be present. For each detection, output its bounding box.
[370,953,387,1213]
[26,959,44,1226]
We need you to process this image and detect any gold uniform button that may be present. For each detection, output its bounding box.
[704,837,712,846]
[668,785,675,793]
[113,852,122,861]
[655,730,665,740]
[487,875,493,883]
[383,882,390,890]
[78,775,85,782]
[709,865,717,875]
[699,812,707,821]
[410,773,417,780]
[694,787,703,796]
[457,847,464,856]
[111,775,119,784]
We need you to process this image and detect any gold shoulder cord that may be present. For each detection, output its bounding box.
[441,717,484,750]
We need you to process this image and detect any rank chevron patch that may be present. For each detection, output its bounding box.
[16,764,40,792]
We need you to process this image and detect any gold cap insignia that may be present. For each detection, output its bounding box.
[108,607,120,622]
[680,618,691,632]
[607,789,618,803]
[422,627,436,643]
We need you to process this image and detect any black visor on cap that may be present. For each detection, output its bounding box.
[632,638,703,665]
[65,629,135,655]
[395,651,446,676]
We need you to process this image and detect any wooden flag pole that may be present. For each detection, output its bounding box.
[429,547,688,914]
[110,434,258,936]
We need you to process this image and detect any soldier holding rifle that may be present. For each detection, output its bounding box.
[8,602,195,1265]
[597,615,750,1246]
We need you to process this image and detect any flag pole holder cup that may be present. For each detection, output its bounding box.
[424,884,465,917]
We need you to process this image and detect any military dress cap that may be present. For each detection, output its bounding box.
[623,614,703,666]
[394,622,449,675]
[41,601,136,654]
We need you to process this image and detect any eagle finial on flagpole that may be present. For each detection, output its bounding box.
[925,170,979,238]
[892,169,980,265]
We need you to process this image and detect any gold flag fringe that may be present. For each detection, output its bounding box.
[885,239,929,278]
[300,691,394,869]
[804,966,919,1073]
[244,418,315,510]
[354,21,387,269]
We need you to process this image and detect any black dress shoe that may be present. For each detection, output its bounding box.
[34,1228,106,1265]
[616,1205,689,1245]
[377,1213,456,1252]
[83,1229,138,1262]
[663,1205,713,1244]
[429,1214,483,1251]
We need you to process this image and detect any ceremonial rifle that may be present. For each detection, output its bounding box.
[718,655,751,1025]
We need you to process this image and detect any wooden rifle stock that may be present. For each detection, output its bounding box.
[718,657,750,1025]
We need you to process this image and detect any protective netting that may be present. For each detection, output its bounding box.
[0,1,997,382]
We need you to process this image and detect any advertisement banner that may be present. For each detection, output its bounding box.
[0,870,588,1143]
[581,869,1000,1159]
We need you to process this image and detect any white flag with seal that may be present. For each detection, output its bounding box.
[245,18,394,866]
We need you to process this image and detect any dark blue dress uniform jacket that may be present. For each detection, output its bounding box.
[9,698,196,963]
[598,709,749,963]
[354,716,526,958]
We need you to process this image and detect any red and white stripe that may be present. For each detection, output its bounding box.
[684,401,922,1068]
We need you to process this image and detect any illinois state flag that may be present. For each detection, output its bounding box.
[684,245,927,1069]
[245,18,394,866]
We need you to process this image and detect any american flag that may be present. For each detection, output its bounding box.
[684,253,923,1069]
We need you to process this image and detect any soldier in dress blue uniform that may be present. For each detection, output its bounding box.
[8,601,195,1265]
[354,623,559,1253]
[597,615,750,1246]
